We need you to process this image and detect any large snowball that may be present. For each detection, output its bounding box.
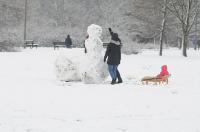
[54,54,81,81]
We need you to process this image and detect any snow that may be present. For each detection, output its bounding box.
[0,48,200,132]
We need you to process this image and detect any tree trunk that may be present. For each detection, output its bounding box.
[154,36,156,45]
[182,33,188,57]
[178,38,182,49]
[24,0,27,41]
[159,21,165,56]
[159,0,167,56]
[194,8,198,50]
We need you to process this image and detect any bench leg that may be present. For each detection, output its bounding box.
[54,46,59,50]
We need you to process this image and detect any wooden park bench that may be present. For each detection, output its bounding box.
[103,42,109,48]
[24,40,38,49]
[53,41,67,50]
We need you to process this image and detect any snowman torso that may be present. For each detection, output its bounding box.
[85,37,103,60]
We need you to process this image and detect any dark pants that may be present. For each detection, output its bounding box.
[108,65,122,82]
[108,65,117,80]
[116,68,122,82]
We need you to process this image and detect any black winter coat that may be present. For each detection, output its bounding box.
[104,42,121,65]
[65,36,72,47]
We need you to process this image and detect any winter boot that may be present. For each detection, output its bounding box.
[116,70,122,83]
[111,78,116,85]
[117,79,123,83]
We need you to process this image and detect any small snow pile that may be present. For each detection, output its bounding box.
[54,54,80,81]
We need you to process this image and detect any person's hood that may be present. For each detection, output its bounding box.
[161,65,168,71]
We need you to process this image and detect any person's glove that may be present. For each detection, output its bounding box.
[104,58,106,62]
[108,28,112,32]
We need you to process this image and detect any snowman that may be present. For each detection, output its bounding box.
[80,24,108,83]
[55,24,108,83]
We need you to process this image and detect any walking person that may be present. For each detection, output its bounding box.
[192,36,197,50]
[104,28,122,84]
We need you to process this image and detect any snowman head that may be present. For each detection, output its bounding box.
[87,24,102,38]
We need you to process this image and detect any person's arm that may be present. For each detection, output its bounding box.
[69,39,72,45]
[104,44,110,62]
[108,28,114,36]
[83,44,87,53]
[156,71,165,78]
[119,38,122,45]
[119,48,121,61]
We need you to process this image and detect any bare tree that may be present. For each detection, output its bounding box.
[133,0,163,38]
[194,9,198,50]
[24,0,27,41]
[167,0,200,57]
[159,0,168,56]
[55,0,65,26]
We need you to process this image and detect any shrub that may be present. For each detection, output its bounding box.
[0,41,20,52]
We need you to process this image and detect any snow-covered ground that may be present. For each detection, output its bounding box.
[0,48,200,132]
